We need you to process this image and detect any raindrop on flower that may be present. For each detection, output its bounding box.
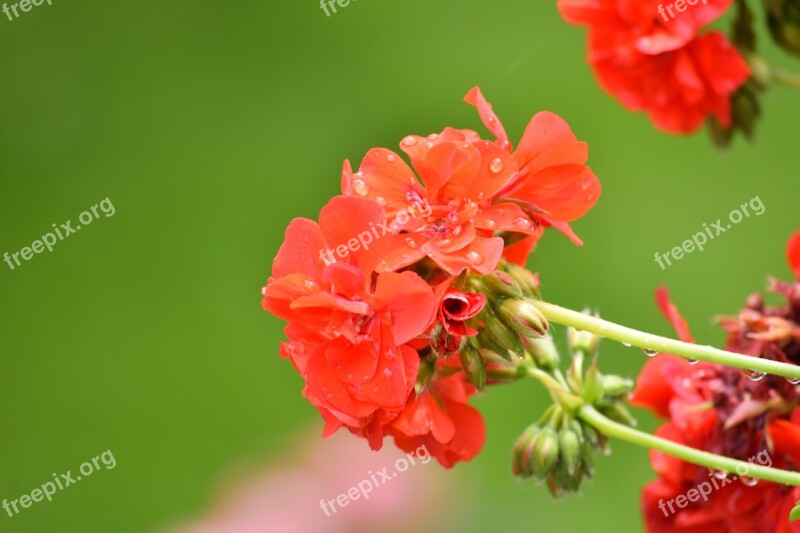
[743,369,766,382]
[483,219,497,230]
[404,237,418,249]
[688,358,699,365]
[643,349,658,357]
[401,136,418,147]
[787,377,800,385]
[386,153,397,162]
[466,250,485,266]
[622,342,632,347]
[428,133,438,140]
[261,286,267,295]
[513,217,532,229]
[741,476,758,487]
[476,192,485,201]
[437,238,453,249]
[489,157,505,174]
[352,179,369,197]
[375,196,388,206]
[382,368,393,378]
[304,280,318,291]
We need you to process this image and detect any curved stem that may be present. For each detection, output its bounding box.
[579,405,800,487]
[772,67,800,89]
[533,301,800,381]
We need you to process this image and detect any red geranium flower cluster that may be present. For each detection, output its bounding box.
[632,231,800,532]
[558,0,751,133]
[262,88,601,467]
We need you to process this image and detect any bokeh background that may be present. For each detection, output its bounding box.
[1,1,798,532]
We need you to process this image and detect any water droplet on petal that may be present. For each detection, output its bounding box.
[382,368,393,378]
[447,212,459,224]
[466,250,485,266]
[404,237,418,249]
[437,238,453,249]
[401,136,418,147]
[425,142,434,149]
[261,286,267,295]
[383,311,395,327]
[643,349,658,357]
[375,196,388,206]
[304,280,318,291]
[483,219,497,230]
[352,179,369,197]
[489,157,505,174]
[787,377,800,385]
[476,192,485,201]
[386,153,397,162]
[743,369,766,382]
[513,217,532,229]
[741,476,758,487]
[428,133,438,140]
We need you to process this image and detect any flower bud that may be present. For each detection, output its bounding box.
[498,299,548,338]
[532,427,560,480]
[501,262,541,298]
[460,344,486,391]
[474,270,523,300]
[567,316,600,356]
[523,336,560,370]
[601,375,635,397]
[480,309,524,359]
[558,427,582,476]
[511,425,540,478]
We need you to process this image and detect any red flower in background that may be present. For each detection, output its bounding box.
[632,231,800,533]
[788,230,800,279]
[262,196,437,447]
[559,0,750,133]
[388,373,486,468]
[341,87,600,272]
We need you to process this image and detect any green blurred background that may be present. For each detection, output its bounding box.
[1,1,798,531]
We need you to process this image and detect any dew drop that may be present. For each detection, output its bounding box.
[352,179,369,197]
[710,469,728,480]
[688,358,699,365]
[425,142,434,149]
[643,349,658,357]
[513,217,532,230]
[401,136,418,147]
[476,192,485,201]
[383,311,395,327]
[489,157,505,174]
[386,153,397,162]
[741,476,758,487]
[483,219,497,230]
[447,212,459,224]
[261,286,267,295]
[787,377,800,385]
[404,237,418,249]
[622,342,632,347]
[304,280,318,291]
[437,238,454,249]
[382,368,393,378]
[375,196,388,206]
[743,369,766,382]
[427,133,438,140]
[466,250,485,266]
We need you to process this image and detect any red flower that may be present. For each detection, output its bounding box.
[558,0,750,133]
[262,196,437,446]
[340,87,600,272]
[788,230,800,279]
[439,285,486,338]
[387,373,486,468]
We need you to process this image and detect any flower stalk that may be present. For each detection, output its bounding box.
[532,300,800,381]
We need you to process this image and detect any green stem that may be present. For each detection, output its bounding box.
[772,67,800,89]
[533,301,800,381]
[579,405,800,487]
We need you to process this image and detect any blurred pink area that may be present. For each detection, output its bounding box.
[167,429,460,533]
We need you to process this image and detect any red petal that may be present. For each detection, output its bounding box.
[272,218,327,281]
[374,271,438,345]
[505,163,601,222]
[514,111,589,176]
[786,230,800,279]
[655,287,696,343]
[350,148,427,216]
[464,87,511,151]
[630,354,689,418]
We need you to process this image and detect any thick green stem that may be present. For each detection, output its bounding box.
[533,301,800,381]
[579,405,800,487]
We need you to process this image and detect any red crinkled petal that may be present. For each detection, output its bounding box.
[514,111,589,175]
[505,163,601,222]
[630,354,689,418]
[655,287,696,343]
[374,271,438,345]
[348,148,429,216]
[786,230,800,279]
[272,218,327,281]
[463,87,511,151]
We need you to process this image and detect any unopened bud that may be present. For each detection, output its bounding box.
[532,427,560,480]
[501,262,541,298]
[601,375,635,397]
[460,344,486,391]
[558,427,581,476]
[512,425,540,478]
[523,336,560,370]
[498,299,549,338]
[480,310,524,358]
[475,270,523,300]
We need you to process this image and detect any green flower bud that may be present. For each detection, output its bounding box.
[601,374,635,397]
[558,427,581,476]
[523,336,561,370]
[498,299,549,338]
[501,262,541,298]
[511,425,540,478]
[532,427,560,480]
[460,344,486,391]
